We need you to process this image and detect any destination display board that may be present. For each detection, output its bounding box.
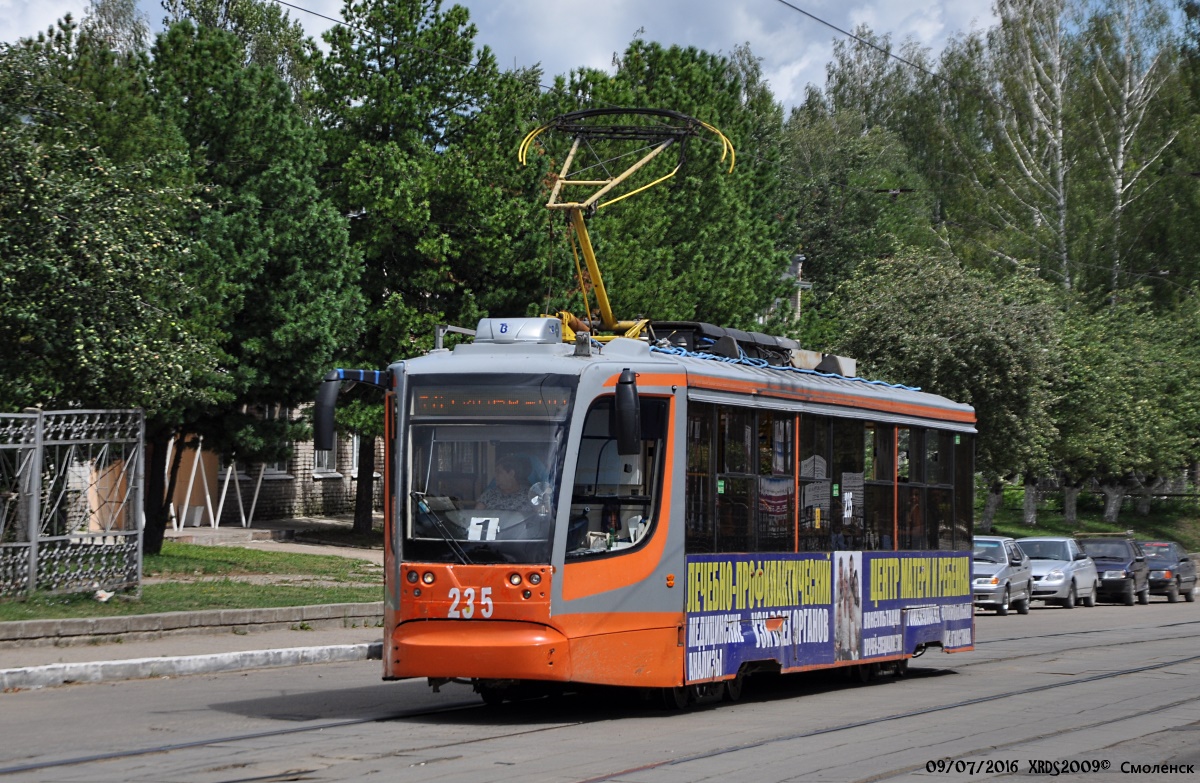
[412,386,573,420]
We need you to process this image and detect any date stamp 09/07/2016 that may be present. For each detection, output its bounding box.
[924,758,1195,776]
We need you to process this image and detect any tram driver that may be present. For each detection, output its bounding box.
[476,455,533,511]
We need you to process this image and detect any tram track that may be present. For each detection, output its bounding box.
[947,616,1200,670]
[853,691,1200,783]
[976,615,1200,646]
[0,700,485,777]
[570,649,1200,783]
[4,624,1197,781]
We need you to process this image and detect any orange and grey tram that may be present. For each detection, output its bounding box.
[314,317,976,705]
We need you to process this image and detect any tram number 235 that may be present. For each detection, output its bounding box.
[447,587,493,619]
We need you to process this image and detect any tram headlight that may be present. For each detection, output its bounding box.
[509,573,522,586]
[406,570,419,584]
[528,572,542,585]
[422,572,435,585]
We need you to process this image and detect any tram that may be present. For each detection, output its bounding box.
[314,111,976,706]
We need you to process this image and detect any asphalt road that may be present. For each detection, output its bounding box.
[2,598,1198,783]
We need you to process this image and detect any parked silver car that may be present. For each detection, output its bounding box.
[973,536,1033,615]
[1016,536,1100,609]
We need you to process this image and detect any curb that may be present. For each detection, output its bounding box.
[1,642,384,691]
[0,603,385,649]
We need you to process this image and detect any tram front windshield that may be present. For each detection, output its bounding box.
[403,378,573,564]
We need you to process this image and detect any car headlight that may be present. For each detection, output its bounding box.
[1102,570,1127,580]
[1044,570,1065,582]
[1150,570,1171,579]
[973,577,999,585]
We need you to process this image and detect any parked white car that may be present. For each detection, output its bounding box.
[1016,536,1100,609]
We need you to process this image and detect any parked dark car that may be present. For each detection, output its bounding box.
[1078,536,1150,606]
[1137,540,1197,603]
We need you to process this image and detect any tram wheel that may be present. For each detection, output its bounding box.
[723,673,745,703]
[853,663,877,683]
[478,686,505,706]
[661,686,691,710]
[893,658,909,678]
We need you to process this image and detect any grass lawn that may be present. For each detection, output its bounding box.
[980,485,1200,551]
[0,542,384,623]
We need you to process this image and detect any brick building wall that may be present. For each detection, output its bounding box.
[216,435,384,525]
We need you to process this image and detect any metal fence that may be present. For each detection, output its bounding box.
[0,410,143,597]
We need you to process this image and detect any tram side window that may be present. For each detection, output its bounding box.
[716,409,755,552]
[831,419,865,551]
[685,404,715,553]
[568,397,668,557]
[798,415,831,552]
[862,424,894,551]
[900,485,931,550]
[929,487,954,550]
[928,431,956,550]
[898,428,924,484]
[953,433,974,550]
[757,411,794,553]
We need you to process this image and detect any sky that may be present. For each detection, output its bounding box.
[0,0,997,107]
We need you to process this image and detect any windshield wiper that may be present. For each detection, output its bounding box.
[412,492,473,565]
[973,556,999,563]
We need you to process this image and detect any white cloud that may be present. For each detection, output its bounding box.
[0,0,90,42]
[0,0,998,108]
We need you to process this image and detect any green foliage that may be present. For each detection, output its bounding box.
[317,0,549,368]
[827,250,1059,481]
[151,21,363,460]
[0,43,217,413]
[1053,296,1200,485]
[780,105,938,292]
[535,40,792,330]
[162,0,319,107]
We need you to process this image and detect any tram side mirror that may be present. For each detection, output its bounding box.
[615,368,641,456]
[314,370,342,451]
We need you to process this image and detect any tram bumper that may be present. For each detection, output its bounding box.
[388,620,571,682]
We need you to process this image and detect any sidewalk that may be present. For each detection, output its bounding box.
[1,515,388,691]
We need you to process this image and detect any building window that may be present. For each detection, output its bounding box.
[263,404,292,477]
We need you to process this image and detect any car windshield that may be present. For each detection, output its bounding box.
[1080,540,1128,559]
[1019,540,1069,561]
[1138,542,1172,558]
[973,540,1004,563]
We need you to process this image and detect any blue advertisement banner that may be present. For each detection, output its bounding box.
[685,551,973,683]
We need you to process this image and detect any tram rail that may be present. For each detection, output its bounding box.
[5,635,1198,781]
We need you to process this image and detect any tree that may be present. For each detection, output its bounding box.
[137,21,363,552]
[1052,296,1200,523]
[986,0,1077,289]
[779,104,938,311]
[825,250,1059,531]
[0,42,217,417]
[1076,0,1179,298]
[162,0,318,106]
[82,0,150,55]
[316,0,549,532]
